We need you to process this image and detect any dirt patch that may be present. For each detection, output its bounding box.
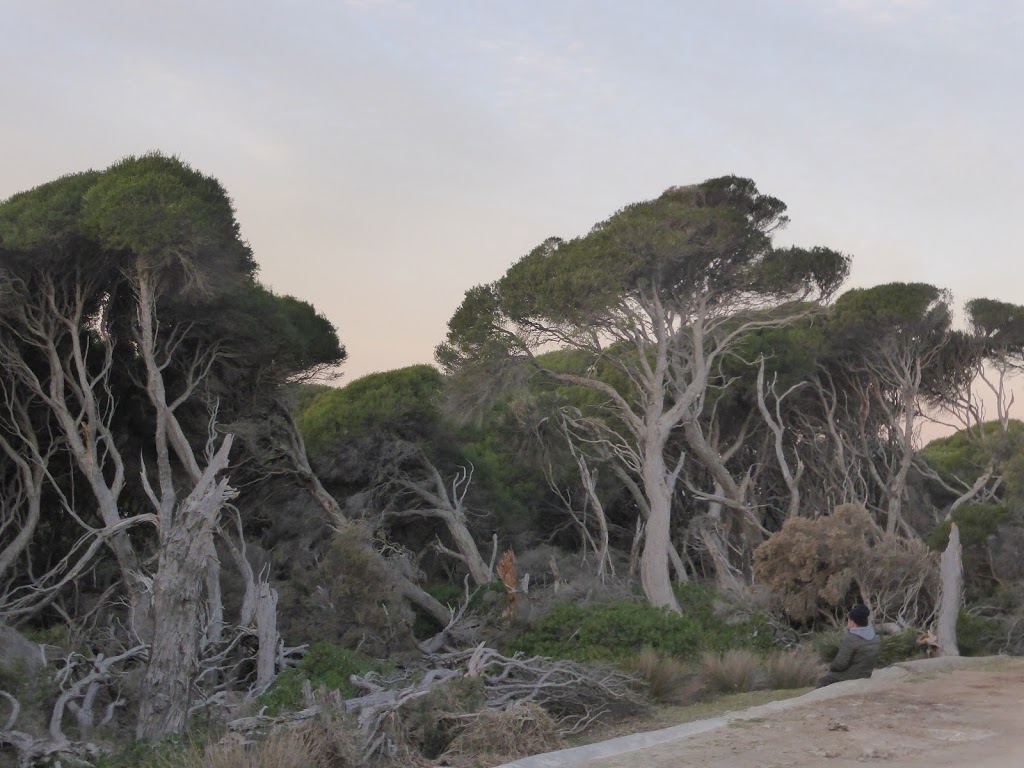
[585,658,1024,768]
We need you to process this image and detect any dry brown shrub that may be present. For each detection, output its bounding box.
[160,727,328,768]
[699,649,760,693]
[629,648,704,705]
[390,676,487,759]
[753,503,937,625]
[764,647,822,689]
[157,712,364,768]
[441,702,563,767]
[279,524,416,655]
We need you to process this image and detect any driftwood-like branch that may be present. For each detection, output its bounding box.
[227,646,644,762]
[1,685,102,768]
[50,644,148,741]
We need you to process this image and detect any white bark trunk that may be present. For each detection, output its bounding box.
[937,523,963,657]
[639,438,680,612]
[700,494,746,593]
[136,437,234,740]
[255,579,279,692]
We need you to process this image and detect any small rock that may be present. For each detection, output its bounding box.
[0,624,43,672]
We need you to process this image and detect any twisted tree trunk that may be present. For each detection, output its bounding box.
[937,523,963,657]
[136,437,235,739]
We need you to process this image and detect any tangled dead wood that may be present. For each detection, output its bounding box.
[0,688,101,768]
[227,645,645,762]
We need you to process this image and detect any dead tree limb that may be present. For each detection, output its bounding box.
[937,523,963,657]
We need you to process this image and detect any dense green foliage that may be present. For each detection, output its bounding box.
[510,586,772,662]
[921,421,1024,487]
[259,643,383,715]
[956,610,1009,656]
[298,364,444,455]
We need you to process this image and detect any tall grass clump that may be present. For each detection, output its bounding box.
[628,647,703,705]
[699,649,760,693]
[764,648,821,689]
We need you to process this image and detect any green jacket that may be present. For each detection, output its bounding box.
[829,628,881,681]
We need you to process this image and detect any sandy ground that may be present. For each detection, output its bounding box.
[584,658,1024,768]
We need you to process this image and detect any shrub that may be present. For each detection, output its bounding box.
[764,648,821,689]
[150,725,357,768]
[754,504,937,626]
[510,601,701,662]
[258,643,382,715]
[628,648,703,705]
[699,649,760,693]
[673,583,775,653]
[813,631,842,664]
[511,588,771,663]
[392,676,487,759]
[879,630,924,666]
[957,610,1007,656]
[441,702,563,765]
[0,662,58,735]
[278,526,415,655]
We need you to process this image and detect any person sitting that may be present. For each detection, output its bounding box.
[817,604,881,687]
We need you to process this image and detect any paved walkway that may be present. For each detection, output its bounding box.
[495,657,1011,768]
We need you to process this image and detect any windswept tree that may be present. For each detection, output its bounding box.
[438,177,849,610]
[0,154,344,740]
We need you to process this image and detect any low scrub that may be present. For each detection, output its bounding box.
[149,722,361,768]
[699,649,760,693]
[441,702,563,766]
[958,610,1010,656]
[510,585,771,663]
[879,630,924,666]
[764,648,821,689]
[628,648,703,705]
[258,643,383,715]
[396,676,488,759]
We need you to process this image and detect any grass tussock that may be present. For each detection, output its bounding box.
[440,702,563,766]
[765,647,822,689]
[628,647,704,705]
[699,649,760,693]
[154,718,362,768]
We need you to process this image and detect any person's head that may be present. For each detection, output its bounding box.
[847,604,870,628]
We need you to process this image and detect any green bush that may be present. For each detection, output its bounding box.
[958,610,1006,656]
[673,584,774,653]
[879,630,924,666]
[510,601,702,661]
[258,644,383,715]
[510,586,771,663]
[812,631,842,664]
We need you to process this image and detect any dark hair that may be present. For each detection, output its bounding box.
[848,604,870,627]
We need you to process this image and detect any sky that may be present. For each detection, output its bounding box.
[2,0,1022,389]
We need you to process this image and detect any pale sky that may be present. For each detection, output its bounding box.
[2,0,1022,382]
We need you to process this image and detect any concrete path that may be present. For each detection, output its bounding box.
[495,656,1003,768]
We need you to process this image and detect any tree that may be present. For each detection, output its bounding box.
[438,177,849,610]
[0,154,345,739]
[298,365,496,586]
[826,283,957,534]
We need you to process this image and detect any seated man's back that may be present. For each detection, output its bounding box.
[817,604,881,687]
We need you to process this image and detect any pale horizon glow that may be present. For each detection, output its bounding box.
[2,1,1022,413]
